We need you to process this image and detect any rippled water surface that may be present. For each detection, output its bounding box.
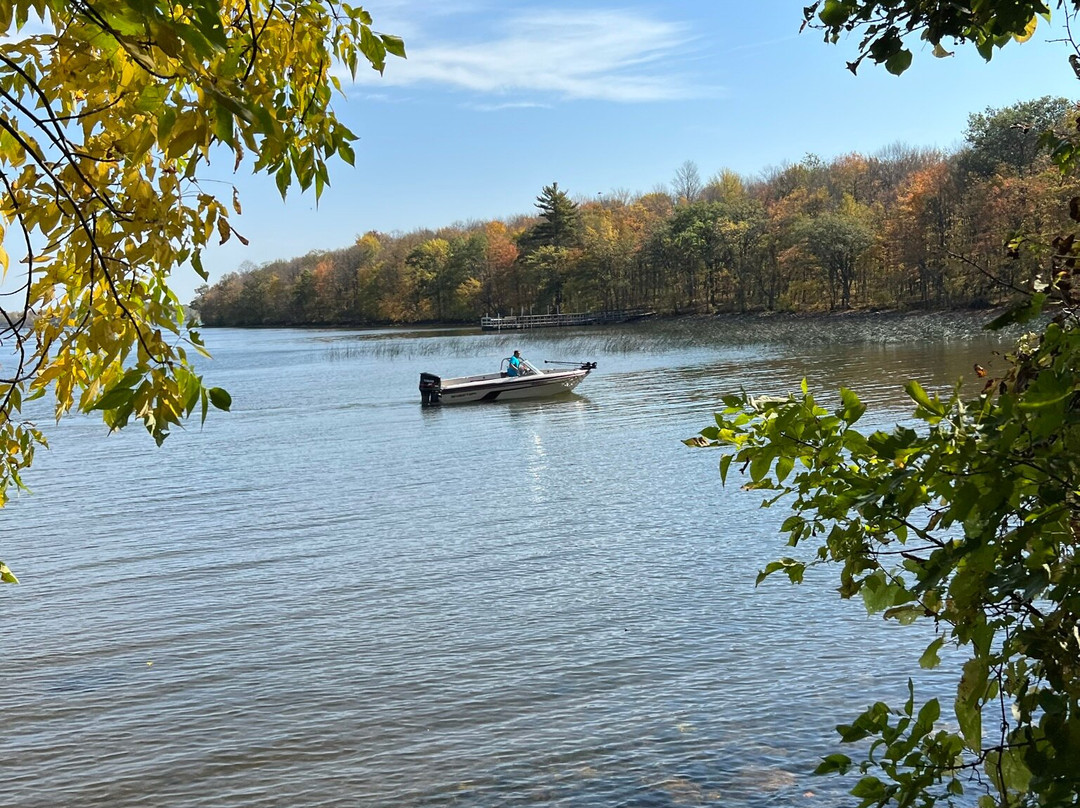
[2,313,1020,807]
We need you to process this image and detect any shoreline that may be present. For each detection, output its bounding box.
[194,304,1033,339]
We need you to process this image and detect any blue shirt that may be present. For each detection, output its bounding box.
[507,356,522,376]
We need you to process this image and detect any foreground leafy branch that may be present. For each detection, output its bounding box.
[690,4,1080,804]
[802,0,1076,75]
[0,1,404,580]
[689,305,1080,805]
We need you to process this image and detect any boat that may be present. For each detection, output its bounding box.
[419,358,596,405]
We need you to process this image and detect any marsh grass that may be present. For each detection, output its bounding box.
[322,310,1030,362]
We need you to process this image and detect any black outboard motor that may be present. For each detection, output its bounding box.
[419,372,442,406]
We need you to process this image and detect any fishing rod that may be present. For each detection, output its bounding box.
[544,360,598,369]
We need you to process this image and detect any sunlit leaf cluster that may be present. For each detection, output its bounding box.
[803,0,1072,74]
[0,0,402,579]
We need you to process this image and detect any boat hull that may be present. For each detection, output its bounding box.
[419,367,591,405]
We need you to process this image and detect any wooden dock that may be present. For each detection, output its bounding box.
[480,309,654,331]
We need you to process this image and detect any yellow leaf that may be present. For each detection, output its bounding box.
[1013,16,1038,43]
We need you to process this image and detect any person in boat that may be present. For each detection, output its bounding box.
[507,350,526,377]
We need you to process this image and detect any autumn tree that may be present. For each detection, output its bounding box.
[580,202,648,310]
[404,238,450,320]
[886,159,958,305]
[444,232,487,320]
[797,202,874,309]
[713,199,768,312]
[960,96,1073,178]
[756,180,831,310]
[0,1,403,581]
[661,202,723,310]
[702,168,747,205]
[480,221,519,314]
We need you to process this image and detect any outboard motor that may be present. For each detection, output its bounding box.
[419,372,442,406]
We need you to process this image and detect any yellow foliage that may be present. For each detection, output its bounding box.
[1013,15,1038,43]
[0,0,403,581]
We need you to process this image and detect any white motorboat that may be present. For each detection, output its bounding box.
[419,358,596,405]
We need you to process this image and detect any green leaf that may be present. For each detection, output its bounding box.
[919,636,945,669]
[134,83,168,113]
[775,454,795,483]
[955,657,987,749]
[89,385,136,412]
[885,48,913,75]
[359,26,386,73]
[213,102,234,146]
[839,387,865,424]
[861,570,910,613]
[275,165,292,199]
[814,753,852,775]
[208,387,232,411]
[851,776,887,801]
[380,34,407,58]
[883,603,923,625]
[916,697,940,728]
[904,379,943,415]
[986,746,1033,794]
[749,450,773,483]
[985,293,1047,329]
[338,140,356,167]
[818,0,850,27]
[192,251,208,281]
[719,453,733,485]
[756,558,805,586]
[1018,369,1073,410]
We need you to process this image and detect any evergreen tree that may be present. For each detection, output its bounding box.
[523,182,583,250]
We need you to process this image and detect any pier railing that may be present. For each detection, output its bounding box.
[480,309,654,331]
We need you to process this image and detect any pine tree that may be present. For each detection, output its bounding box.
[524,182,582,249]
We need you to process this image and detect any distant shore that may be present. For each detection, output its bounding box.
[193,303,1035,343]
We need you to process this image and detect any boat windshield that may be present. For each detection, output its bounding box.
[520,359,542,375]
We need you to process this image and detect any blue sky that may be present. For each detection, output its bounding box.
[127,4,1080,299]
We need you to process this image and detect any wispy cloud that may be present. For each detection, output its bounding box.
[352,7,714,103]
[467,101,553,112]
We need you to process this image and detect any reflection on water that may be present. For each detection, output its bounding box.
[0,315,1019,807]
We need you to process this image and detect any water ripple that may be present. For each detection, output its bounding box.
[0,319,1013,806]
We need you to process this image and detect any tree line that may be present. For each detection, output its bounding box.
[193,96,1078,326]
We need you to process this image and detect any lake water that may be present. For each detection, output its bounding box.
[1,313,1018,807]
